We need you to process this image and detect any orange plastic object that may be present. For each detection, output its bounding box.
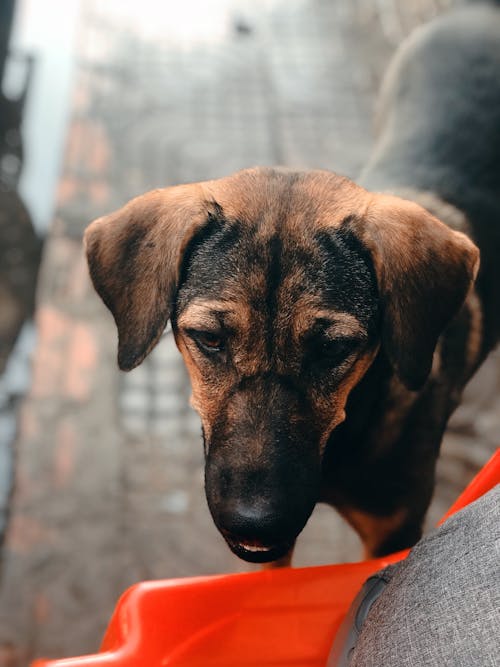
[33,448,499,667]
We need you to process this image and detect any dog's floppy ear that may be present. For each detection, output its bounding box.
[84,185,209,371]
[353,194,480,390]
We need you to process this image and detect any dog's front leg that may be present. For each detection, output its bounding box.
[341,506,424,559]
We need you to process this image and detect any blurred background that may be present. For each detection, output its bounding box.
[0,0,498,663]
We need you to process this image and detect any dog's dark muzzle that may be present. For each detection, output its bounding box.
[205,455,321,563]
[204,374,322,562]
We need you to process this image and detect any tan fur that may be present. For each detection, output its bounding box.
[85,167,481,564]
[340,506,407,559]
[390,188,471,235]
[85,172,478,378]
[314,348,381,452]
[387,188,484,377]
[464,290,483,373]
[359,194,479,294]
[177,298,376,456]
[177,299,247,332]
[290,308,365,344]
[201,168,369,235]
[84,184,212,370]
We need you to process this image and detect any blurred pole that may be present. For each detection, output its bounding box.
[0,0,16,85]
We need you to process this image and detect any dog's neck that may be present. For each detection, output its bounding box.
[325,349,413,461]
[321,341,456,512]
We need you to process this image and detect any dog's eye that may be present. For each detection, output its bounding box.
[316,337,358,364]
[189,330,224,354]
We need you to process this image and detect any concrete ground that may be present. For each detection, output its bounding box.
[0,0,498,664]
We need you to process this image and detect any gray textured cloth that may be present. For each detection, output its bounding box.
[347,485,500,666]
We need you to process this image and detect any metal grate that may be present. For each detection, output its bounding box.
[119,326,200,440]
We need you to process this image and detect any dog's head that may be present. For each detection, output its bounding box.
[85,168,478,562]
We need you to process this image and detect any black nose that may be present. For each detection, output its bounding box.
[214,495,315,545]
[216,496,313,546]
[216,500,304,563]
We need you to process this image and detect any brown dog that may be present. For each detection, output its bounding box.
[84,168,480,564]
[85,2,500,565]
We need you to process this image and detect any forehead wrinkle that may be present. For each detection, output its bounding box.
[322,312,366,338]
[178,299,261,342]
[178,299,239,327]
[291,307,365,340]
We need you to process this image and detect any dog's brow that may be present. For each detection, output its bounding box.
[321,311,365,337]
[177,300,239,329]
[295,309,366,339]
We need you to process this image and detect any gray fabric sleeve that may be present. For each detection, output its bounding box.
[348,485,500,667]
[328,569,394,666]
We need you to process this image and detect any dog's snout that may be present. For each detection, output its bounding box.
[215,496,311,563]
[204,373,322,561]
[207,460,320,562]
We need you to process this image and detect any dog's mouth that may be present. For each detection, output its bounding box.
[222,531,293,564]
